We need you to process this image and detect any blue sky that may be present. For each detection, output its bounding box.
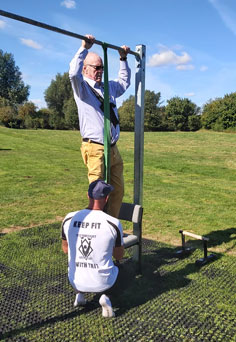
[1,0,236,109]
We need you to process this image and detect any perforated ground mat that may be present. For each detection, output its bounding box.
[0,224,235,342]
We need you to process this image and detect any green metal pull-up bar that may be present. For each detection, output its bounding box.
[102,43,111,183]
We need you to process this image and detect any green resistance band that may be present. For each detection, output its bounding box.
[102,43,111,183]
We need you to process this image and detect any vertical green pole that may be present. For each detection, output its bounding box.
[102,43,111,183]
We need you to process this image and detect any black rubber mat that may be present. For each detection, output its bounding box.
[0,225,235,342]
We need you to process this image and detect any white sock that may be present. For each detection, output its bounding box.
[74,293,86,307]
[99,294,115,318]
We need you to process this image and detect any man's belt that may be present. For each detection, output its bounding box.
[82,138,116,147]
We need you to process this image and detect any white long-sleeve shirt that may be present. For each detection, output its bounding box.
[69,47,131,144]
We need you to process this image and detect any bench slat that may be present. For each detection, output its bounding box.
[123,234,139,248]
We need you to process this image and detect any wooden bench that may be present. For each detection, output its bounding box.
[118,202,143,272]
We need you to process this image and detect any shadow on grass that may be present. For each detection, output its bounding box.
[1,303,96,340]
[1,242,204,339]
[0,230,223,340]
[206,227,236,249]
[112,240,217,316]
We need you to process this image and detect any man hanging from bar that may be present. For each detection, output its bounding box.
[69,34,131,218]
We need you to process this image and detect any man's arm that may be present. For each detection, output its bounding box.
[62,239,68,254]
[113,245,124,260]
[69,34,95,90]
[109,45,131,98]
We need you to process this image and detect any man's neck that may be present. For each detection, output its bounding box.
[86,206,102,211]
[87,198,106,211]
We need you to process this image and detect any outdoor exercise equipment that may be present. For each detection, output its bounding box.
[0,9,146,266]
[102,44,111,182]
[176,230,216,266]
[118,202,143,272]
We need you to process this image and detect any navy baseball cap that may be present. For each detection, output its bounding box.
[88,180,114,199]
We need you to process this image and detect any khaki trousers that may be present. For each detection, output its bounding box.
[81,141,124,218]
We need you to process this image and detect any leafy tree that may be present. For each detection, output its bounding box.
[0,50,29,105]
[165,97,201,131]
[118,95,135,131]
[201,93,236,130]
[0,97,10,107]
[188,114,202,131]
[220,93,236,129]
[44,72,73,129]
[119,90,164,131]
[63,97,79,130]
[0,106,14,127]
[0,106,19,128]
[18,102,38,129]
[144,90,163,131]
[37,108,52,129]
[201,98,221,129]
[47,110,65,130]
[0,96,19,128]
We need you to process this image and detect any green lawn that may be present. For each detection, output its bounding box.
[143,131,236,255]
[1,126,235,253]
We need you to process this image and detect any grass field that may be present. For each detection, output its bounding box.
[0,126,236,254]
[0,126,235,341]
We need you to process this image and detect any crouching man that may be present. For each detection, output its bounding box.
[61,180,124,317]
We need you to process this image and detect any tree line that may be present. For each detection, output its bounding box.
[0,49,235,132]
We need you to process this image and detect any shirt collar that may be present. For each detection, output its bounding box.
[84,76,103,89]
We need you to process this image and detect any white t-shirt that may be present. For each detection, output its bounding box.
[62,209,123,293]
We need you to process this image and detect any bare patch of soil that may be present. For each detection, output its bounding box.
[1,216,64,234]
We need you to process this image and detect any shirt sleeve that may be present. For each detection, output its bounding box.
[69,47,88,98]
[61,214,74,240]
[107,219,124,247]
[109,60,131,99]
[61,224,66,240]
[117,221,124,247]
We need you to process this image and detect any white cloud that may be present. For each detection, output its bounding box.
[200,65,208,72]
[20,38,42,50]
[148,46,192,70]
[0,20,6,29]
[185,92,195,97]
[30,98,47,109]
[176,64,195,71]
[61,0,76,9]
[209,0,236,36]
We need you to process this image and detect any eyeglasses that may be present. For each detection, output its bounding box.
[86,64,104,71]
